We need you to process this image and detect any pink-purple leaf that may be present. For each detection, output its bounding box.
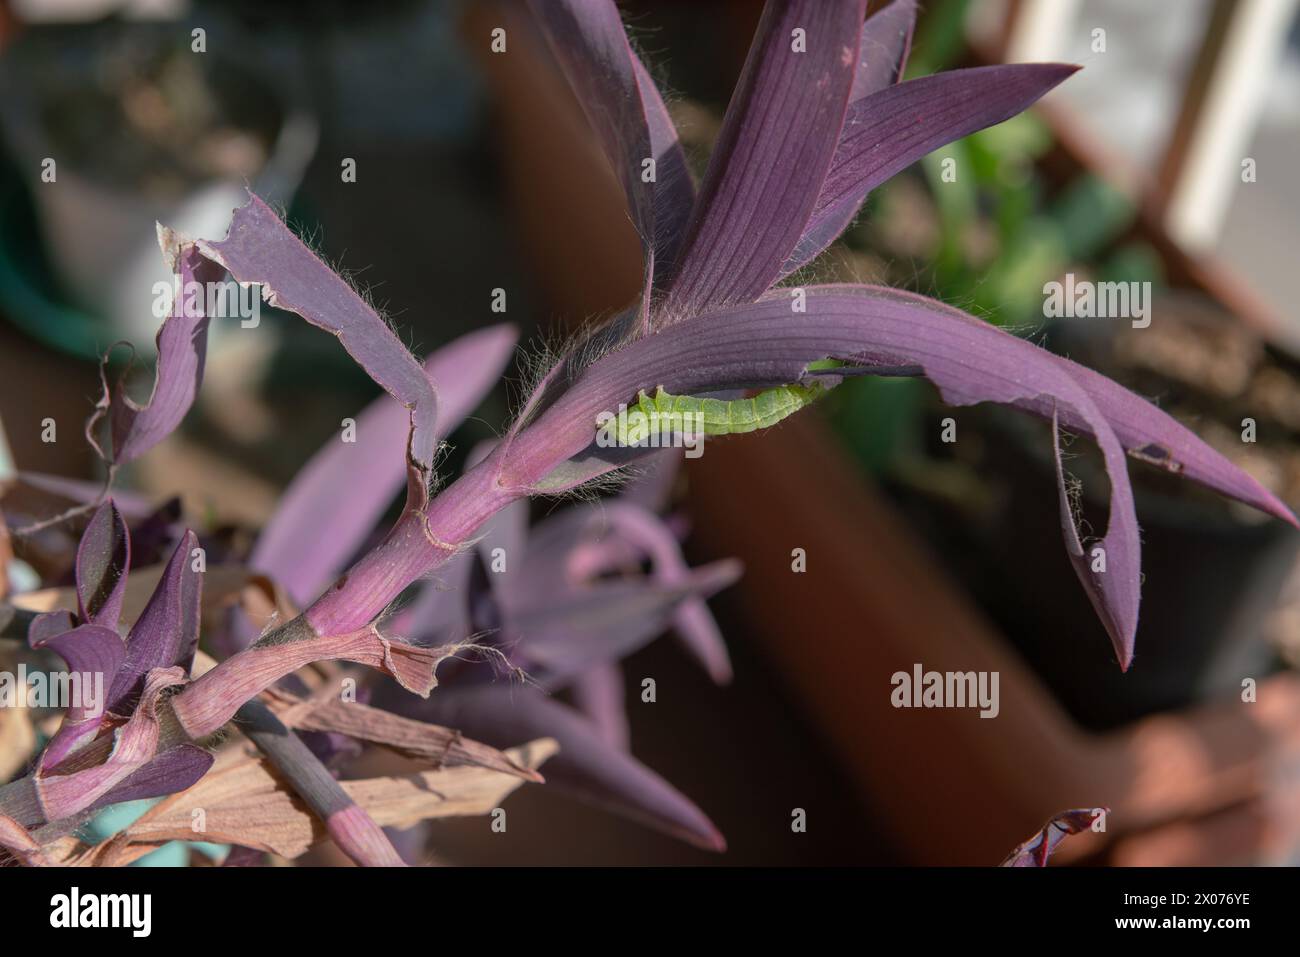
[1001,808,1102,866]
[195,193,440,482]
[506,284,1294,666]
[571,663,629,750]
[520,502,734,683]
[86,243,223,466]
[26,610,76,646]
[35,667,187,824]
[662,0,866,313]
[512,559,740,685]
[74,500,130,628]
[527,0,695,304]
[29,624,125,770]
[87,745,215,812]
[783,63,1078,277]
[850,0,916,100]
[107,530,202,715]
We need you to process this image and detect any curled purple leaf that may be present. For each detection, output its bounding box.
[503,284,1297,665]
[86,240,223,466]
[1001,808,1103,866]
[30,624,125,770]
[26,609,76,646]
[195,193,440,485]
[74,500,130,628]
[34,667,187,824]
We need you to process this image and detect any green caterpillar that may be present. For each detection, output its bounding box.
[605,360,843,446]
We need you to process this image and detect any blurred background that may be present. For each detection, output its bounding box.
[2,0,1300,865]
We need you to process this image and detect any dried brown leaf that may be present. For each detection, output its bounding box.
[265,689,544,781]
[54,737,556,864]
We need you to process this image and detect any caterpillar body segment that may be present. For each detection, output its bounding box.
[603,360,847,446]
[612,381,829,445]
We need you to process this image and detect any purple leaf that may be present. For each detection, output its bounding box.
[590,503,734,684]
[74,500,130,628]
[570,663,629,750]
[527,0,695,309]
[415,686,726,851]
[669,592,733,686]
[520,503,733,683]
[1045,348,1293,525]
[783,63,1078,277]
[195,193,440,485]
[86,241,224,466]
[29,624,125,770]
[252,325,518,606]
[35,667,187,824]
[1051,409,1131,667]
[107,530,202,714]
[87,745,214,812]
[12,472,155,519]
[505,285,1295,666]
[1001,808,1102,866]
[512,559,740,685]
[850,0,916,100]
[662,0,866,313]
[26,610,76,645]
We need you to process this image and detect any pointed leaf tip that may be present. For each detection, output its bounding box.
[75,500,130,628]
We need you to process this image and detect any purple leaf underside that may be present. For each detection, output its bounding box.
[195,194,440,488]
[510,285,1295,667]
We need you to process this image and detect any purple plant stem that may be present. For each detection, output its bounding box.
[237,698,404,867]
[303,447,522,637]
